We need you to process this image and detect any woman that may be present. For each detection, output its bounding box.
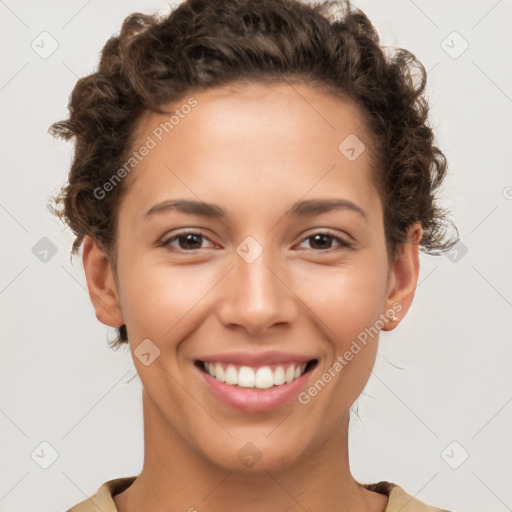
[50,0,457,510]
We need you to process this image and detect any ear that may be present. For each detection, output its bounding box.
[381,222,422,331]
[82,234,125,328]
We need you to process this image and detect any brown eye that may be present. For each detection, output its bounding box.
[161,231,214,251]
[298,232,352,251]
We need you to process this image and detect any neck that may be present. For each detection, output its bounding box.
[114,389,387,512]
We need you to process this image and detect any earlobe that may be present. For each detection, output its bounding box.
[82,234,125,328]
[381,223,422,331]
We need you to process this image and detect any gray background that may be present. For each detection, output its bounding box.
[1,1,511,511]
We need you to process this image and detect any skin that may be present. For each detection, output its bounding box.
[82,82,422,512]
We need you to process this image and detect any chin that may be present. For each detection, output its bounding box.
[198,434,307,474]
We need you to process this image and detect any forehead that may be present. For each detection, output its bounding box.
[135,81,370,154]
[120,81,380,223]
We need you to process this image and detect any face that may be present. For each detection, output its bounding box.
[84,81,420,472]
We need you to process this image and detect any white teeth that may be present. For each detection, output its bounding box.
[214,362,225,383]
[273,365,285,386]
[255,367,274,389]
[203,362,309,389]
[238,366,254,388]
[225,364,238,385]
[285,365,295,383]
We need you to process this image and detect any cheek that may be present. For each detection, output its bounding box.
[303,253,388,400]
[301,252,388,340]
[117,253,220,342]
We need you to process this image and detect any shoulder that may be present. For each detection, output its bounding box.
[360,480,456,512]
[65,476,457,512]
[64,476,136,512]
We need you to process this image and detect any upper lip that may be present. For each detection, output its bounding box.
[196,351,316,367]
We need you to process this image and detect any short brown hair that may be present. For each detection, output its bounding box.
[48,0,457,349]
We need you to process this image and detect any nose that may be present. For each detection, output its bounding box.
[216,242,299,336]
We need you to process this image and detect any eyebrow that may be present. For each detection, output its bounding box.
[143,198,368,223]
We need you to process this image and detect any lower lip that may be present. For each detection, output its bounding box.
[196,363,315,413]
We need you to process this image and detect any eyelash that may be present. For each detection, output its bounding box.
[160,230,353,253]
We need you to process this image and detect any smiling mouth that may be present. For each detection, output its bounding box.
[194,359,318,390]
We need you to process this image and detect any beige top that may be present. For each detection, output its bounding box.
[65,476,454,511]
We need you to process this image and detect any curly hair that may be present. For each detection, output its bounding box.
[48,0,457,350]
